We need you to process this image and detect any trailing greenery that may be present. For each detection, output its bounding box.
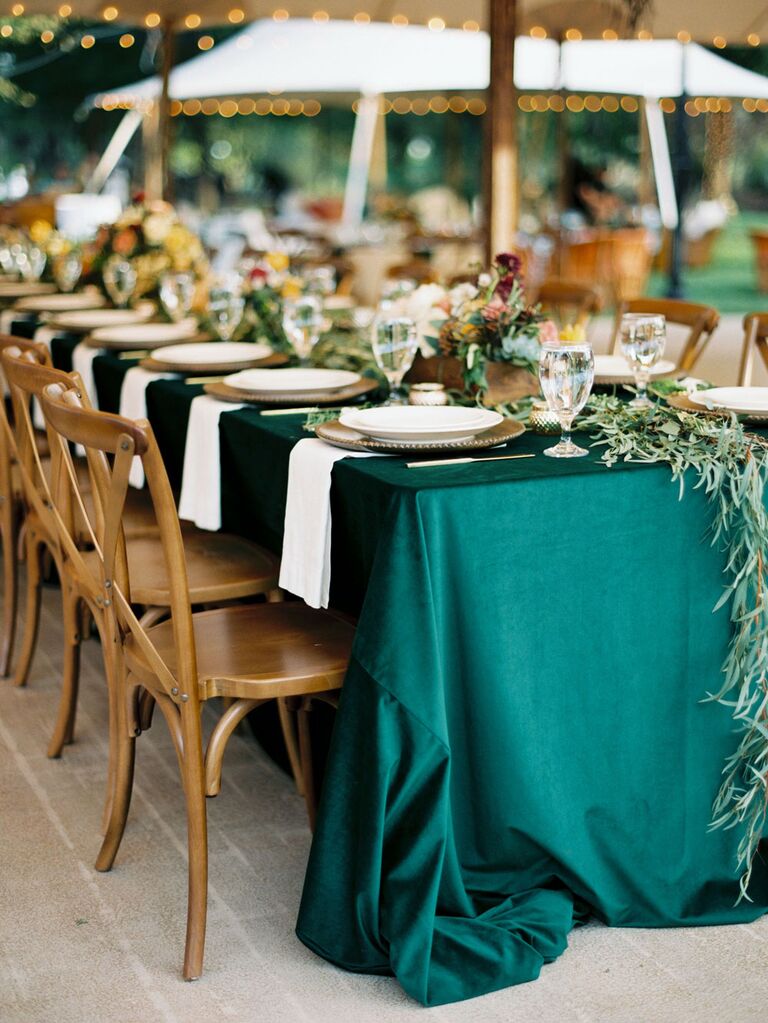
[581,395,768,899]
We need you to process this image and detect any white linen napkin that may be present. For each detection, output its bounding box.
[178,394,245,531]
[32,325,59,349]
[29,326,65,427]
[71,342,100,407]
[279,437,375,609]
[119,367,176,488]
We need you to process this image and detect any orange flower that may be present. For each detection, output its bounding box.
[112,228,138,256]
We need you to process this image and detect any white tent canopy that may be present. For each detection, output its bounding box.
[92,22,768,106]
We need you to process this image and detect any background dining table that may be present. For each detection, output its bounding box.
[25,326,768,1006]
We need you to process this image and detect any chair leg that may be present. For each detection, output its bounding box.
[95,689,136,873]
[46,586,81,759]
[277,697,304,798]
[0,498,19,677]
[180,710,209,981]
[297,700,317,832]
[12,531,43,688]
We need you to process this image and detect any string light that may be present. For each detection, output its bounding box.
[391,14,408,25]
[197,35,214,49]
[427,17,445,31]
[119,32,134,46]
[0,24,12,37]
[40,29,54,43]
[304,99,321,116]
[637,30,652,40]
[743,98,757,112]
[676,30,691,43]
[182,99,202,114]
[238,98,255,113]
[566,95,584,112]
[145,12,160,27]
[549,95,565,112]
[748,33,761,46]
[11,4,24,15]
[201,98,218,115]
[272,9,289,21]
[601,95,619,112]
[312,10,329,22]
[660,98,676,113]
[564,28,582,41]
[228,8,245,23]
[462,20,479,32]
[353,12,370,23]
[170,99,182,115]
[185,13,201,28]
[620,95,638,112]
[103,6,119,21]
[713,35,727,48]
[602,29,618,40]
[58,3,71,15]
[466,98,485,115]
[220,99,238,117]
[756,99,768,113]
[529,26,547,39]
[430,96,449,113]
[81,34,95,48]
[685,100,699,116]
[448,96,467,113]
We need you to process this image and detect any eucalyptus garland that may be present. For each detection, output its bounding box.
[581,395,768,899]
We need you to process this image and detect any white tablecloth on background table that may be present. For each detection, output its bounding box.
[119,367,176,488]
[279,437,376,609]
[178,394,245,532]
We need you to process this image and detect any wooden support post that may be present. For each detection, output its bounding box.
[144,19,175,201]
[486,0,518,260]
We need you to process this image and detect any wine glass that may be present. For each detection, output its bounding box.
[283,294,323,364]
[538,342,595,458]
[305,265,336,298]
[21,244,46,282]
[52,250,82,293]
[208,283,245,342]
[103,258,137,308]
[160,272,195,322]
[619,313,666,409]
[372,316,418,404]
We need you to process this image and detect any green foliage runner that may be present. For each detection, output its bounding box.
[581,396,768,899]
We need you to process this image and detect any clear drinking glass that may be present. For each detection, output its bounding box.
[103,258,137,308]
[52,250,82,292]
[16,243,46,282]
[208,284,245,342]
[538,342,595,458]
[160,271,195,322]
[619,313,666,409]
[372,316,418,404]
[305,266,336,297]
[283,294,323,364]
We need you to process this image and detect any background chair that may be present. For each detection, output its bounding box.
[533,278,603,331]
[739,313,768,385]
[40,383,355,981]
[611,298,720,373]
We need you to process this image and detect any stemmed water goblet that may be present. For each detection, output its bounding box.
[103,257,137,309]
[160,271,195,322]
[283,294,324,365]
[538,341,595,458]
[619,313,666,409]
[208,278,245,342]
[52,249,83,293]
[371,316,418,405]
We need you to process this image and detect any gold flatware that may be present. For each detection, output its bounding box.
[182,375,227,385]
[260,406,323,416]
[406,453,535,468]
[116,349,152,360]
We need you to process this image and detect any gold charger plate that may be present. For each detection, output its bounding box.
[0,282,57,299]
[666,392,768,425]
[141,351,289,373]
[315,417,526,454]
[594,369,684,387]
[204,375,380,407]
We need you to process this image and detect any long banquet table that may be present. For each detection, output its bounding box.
[42,332,768,1005]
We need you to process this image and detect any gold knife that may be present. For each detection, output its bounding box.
[406,453,535,468]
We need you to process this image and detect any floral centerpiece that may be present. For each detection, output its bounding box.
[394,253,558,405]
[241,251,307,349]
[83,198,207,299]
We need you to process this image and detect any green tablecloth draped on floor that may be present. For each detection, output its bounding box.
[51,339,768,1006]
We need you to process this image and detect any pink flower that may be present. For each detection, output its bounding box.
[481,296,507,323]
[539,319,559,343]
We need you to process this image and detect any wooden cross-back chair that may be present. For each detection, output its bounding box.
[612,298,720,373]
[534,278,603,330]
[739,313,768,385]
[0,334,51,679]
[39,383,355,981]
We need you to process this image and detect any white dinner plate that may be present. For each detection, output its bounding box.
[593,355,677,378]
[340,405,503,443]
[225,368,360,392]
[50,304,155,332]
[14,290,106,313]
[151,341,273,366]
[689,386,768,413]
[89,316,198,344]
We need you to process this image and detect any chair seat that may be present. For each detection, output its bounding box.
[83,529,279,606]
[124,601,354,700]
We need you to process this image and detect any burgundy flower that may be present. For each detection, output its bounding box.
[494,273,516,302]
[249,266,268,281]
[494,252,522,276]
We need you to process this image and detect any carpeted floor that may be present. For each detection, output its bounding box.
[1,316,767,1022]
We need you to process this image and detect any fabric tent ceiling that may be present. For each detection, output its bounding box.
[90,22,768,105]
[11,0,768,41]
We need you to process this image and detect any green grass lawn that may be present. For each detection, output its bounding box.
[647,211,768,314]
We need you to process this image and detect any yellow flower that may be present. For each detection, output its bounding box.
[560,323,586,342]
[29,220,53,244]
[266,251,289,273]
[281,278,302,300]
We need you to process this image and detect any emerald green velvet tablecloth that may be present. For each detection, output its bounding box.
[60,342,768,1005]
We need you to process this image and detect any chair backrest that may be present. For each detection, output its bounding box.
[612,297,720,372]
[39,383,200,713]
[739,313,768,386]
[561,229,652,305]
[534,278,602,329]
[385,259,438,286]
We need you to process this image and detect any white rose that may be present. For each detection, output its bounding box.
[143,212,173,245]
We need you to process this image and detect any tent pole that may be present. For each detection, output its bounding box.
[667,47,690,298]
[486,0,518,260]
[145,19,174,201]
[341,94,380,229]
